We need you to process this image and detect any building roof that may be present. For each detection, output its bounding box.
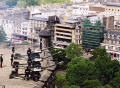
[106,2,120,7]
[30,17,48,22]
[105,30,120,41]
[39,30,51,37]
[3,8,30,28]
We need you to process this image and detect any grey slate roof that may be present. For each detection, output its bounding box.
[106,2,120,7]
[30,17,48,22]
[3,9,30,27]
[105,30,120,41]
[39,30,51,37]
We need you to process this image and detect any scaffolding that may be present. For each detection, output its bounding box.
[82,20,104,49]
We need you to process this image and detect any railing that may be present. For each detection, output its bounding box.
[0,85,5,88]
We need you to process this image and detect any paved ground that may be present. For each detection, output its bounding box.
[0,46,37,88]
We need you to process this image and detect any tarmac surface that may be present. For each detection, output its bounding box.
[0,46,37,88]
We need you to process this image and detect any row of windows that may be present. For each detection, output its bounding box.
[115,25,120,29]
[75,35,81,39]
[105,40,120,44]
[56,38,71,43]
[73,7,88,10]
[75,40,81,44]
[56,30,72,33]
[106,8,120,12]
[75,29,81,33]
[106,45,120,52]
[106,34,120,39]
[22,28,27,30]
[22,32,27,35]
[56,33,72,37]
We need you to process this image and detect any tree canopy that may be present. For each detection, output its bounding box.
[5,0,71,7]
[65,43,83,59]
[0,26,6,43]
[51,48,68,64]
[63,85,80,88]
[65,48,120,88]
[66,57,97,86]
[55,73,67,88]
[6,0,19,7]
[90,48,108,61]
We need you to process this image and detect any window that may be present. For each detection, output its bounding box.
[31,28,33,33]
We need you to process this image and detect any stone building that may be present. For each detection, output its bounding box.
[105,3,120,14]
[53,18,82,48]
[103,16,114,30]
[89,5,105,12]
[39,30,51,50]
[101,30,120,60]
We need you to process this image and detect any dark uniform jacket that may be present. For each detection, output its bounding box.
[0,56,3,62]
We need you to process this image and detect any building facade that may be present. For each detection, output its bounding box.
[53,21,82,48]
[101,30,120,61]
[105,3,120,14]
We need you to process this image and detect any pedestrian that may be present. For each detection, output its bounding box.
[12,46,15,53]
[11,54,14,66]
[0,54,3,68]
[27,48,31,59]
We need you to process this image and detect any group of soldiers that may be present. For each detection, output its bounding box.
[1,46,40,81]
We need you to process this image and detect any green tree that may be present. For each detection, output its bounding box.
[95,54,120,85]
[55,73,67,88]
[0,26,6,43]
[83,79,102,88]
[6,0,19,7]
[16,0,27,8]
[110,71,120,88]
[98,85,112,88]
[65,43,82,59]
[39,0,70,5]
[25,0,38,6]
[66,57,96,86]
[51,48,68,64]
[63,85,80,88]
[90,48,107,61]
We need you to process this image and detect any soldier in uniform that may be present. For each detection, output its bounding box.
[25,66,30,80]
[27,48,31,59]
[0,54,3,68]
[27,58,32,67]
[12,46,15,53]
[15,65,18,75]
[11,54,14,66]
